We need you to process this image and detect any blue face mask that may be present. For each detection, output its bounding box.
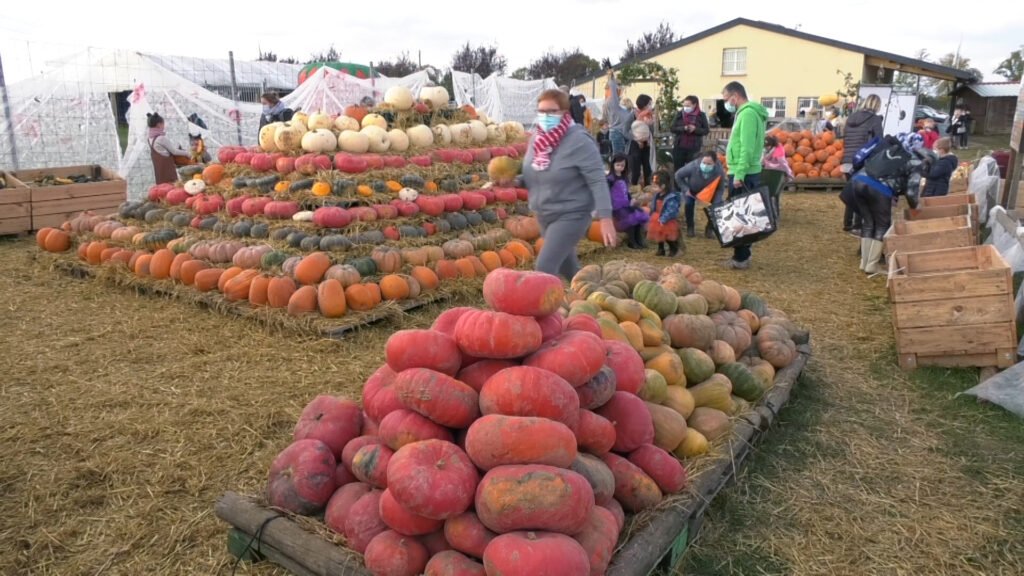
[724,101,737,114]
[682,106,694,114]
[700,163,714,174]
[536,113,562,132]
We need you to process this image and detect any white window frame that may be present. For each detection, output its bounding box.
[722,48,747,76]
[761,97,787,118]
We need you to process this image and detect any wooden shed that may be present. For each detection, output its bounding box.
[954,82,1018,135]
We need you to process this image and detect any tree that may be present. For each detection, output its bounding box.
[994,48,1023,82]
[257,50,299,64]
[511,67,529,80]
[450,43,508,78]
[525,49,600,87]
[617,62,681,129]
[928,52,982,96]
[375,52,420,78]
[306,46,341,64]
[621,22,678,62]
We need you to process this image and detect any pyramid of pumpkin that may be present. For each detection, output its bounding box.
[265,268,689,576]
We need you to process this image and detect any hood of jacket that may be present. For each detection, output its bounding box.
[846,109,877,129]
[737,101,768,123]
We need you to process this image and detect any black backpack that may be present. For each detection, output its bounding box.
[863,135,911,181]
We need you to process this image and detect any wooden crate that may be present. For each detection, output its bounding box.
[12,165,125,230]
[883,214,976,257]
[0,172,31,235]
[889,245,1017,370]
[903,203,979,238]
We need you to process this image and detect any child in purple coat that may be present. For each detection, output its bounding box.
[608,153,650,249]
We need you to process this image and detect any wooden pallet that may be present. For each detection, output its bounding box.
[214,347,810,576]
[787,177,845,194]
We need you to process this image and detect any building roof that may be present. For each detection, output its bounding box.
[577,18,978,85]
[963,82,1021,98]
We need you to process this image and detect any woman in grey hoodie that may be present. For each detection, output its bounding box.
[604,71,634,156]
[521,89,617,279]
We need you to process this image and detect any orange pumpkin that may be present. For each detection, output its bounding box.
[249,274,272,306]
[274,181,290,193]
[783,143,795,157]
[467,256,488,277]
[455,258,477,278]
[287,285,318,316]
[41,229,71,252]
[202,164,225,184]
[402,247,430,267]
[317,279,347,318]
[807,168,821,178]
[99,247,120,263]
[217,266,244,292]
[193,268,224,291]
[356,185,373,197]
[344,105,368,123]
[133,254,153,277]
[830,167,844,178]
[410,266,439,291]
[168,253,193,281]
[479,251,502,271]
[386,180,402,193]
[345,283,382,311]
[435,259,459,280]
[814,149,829,162]
[295,252,332,285]
[180,260,209,285]
[148,249,175,280]
[224,269,260,302]
[504,241,533,264]
[267,276,297,308]
[311,181,331,197]
[795,145,813,158]
[812,139,827,151]
[86,241,108,265]
[425,181,439,193]
[820,131,836,145]
[380,274,411,300]
[791,153,804,164]
[497,249,517,269]
[371,247,403,274]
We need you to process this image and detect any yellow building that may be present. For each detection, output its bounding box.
[574,18,975,119]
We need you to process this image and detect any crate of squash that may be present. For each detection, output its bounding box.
[11,165,126,231]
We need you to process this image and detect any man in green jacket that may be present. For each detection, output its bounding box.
[721,81,768,270]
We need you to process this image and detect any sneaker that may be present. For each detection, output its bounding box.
[686,226,696,238]
[721,259,750,270]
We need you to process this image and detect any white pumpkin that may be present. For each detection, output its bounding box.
[184,179,206,196]
[487,124,507,143]
[338,130,370,154]
[302,129,338,153]
[398,187,419,202]
[274,124,302,152]
[291,112,309,129]
[388,129,410,152]
[468,120,488,143]
[477,112,491,125]
[407,124,434,148]
[361,125,391,153]
[307,112,334,131]
[361,113,388,130]
[292,210,315,222]
[449,123,473,146]
[384,86,414,111]
[432,124,452,146]
[334,115,360,132]
[501,121,526,140]
[287,119,308,135]
[419,86,450,109]
[259,122,283,152]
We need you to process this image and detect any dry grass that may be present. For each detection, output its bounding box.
[1,192,1022,576]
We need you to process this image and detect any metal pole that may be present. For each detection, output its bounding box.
[228,51,243,146]
[0,50,20,170]
[370,61,376,103]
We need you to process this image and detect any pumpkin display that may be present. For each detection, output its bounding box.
[479,366,580,431]
[453,310,542,360]
[757,324,798,368]
[475,464,594,534]
[482,268,564,318]
[522,331,606,388]
[710,311,753,356]
[393,368,480,429]
[387,439,479,520]
[465,415,577,470]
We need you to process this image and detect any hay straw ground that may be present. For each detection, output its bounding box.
[1,193,1022,576]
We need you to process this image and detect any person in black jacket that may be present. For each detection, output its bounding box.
[259,92,294,132]
[839,94,883,234]
[922,138,958,197]
[670,95,710,171]
[567,88,586,126]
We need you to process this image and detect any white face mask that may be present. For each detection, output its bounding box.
[683,106,694,114]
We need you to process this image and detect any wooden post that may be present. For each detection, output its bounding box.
[1004,79,1024,209]
[0,50,19,170]
[228,51,243,146]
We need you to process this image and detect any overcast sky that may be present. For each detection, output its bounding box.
[1,0,1021,85]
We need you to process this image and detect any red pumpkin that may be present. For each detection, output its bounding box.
[482,268,564,318]
[364,530,430,576]
[165,187,189,205]
[576,366,617,411]
[334,153,369,174]
[563,315,602,338]
[424,550,486,576]
[386,439,479,520]
[483,531,590,576]
[264,200,300,219]
[569,453,616,506]
[536,314,564,342]
[600,498,625,533]
[324,482,373,534]
[465,415,577,471]
[275,156,296,174]
[479,366,580,431]
[336,459,359,487]
[409,155,432,167]
[475,465,594,535]
[378,409,453,451]
[192,193,224,215]
[342,436,384,472]
[431,307,475,336]
[313,207,352,229]
[455,359,517,392]
[416,196,446,217]
[628,444,688,494]
[266,439,337,515]
[393,368,480,429]
[250,153,275,172]
[380,488,444,536]
[292,395,363,458]
[242,196,272,216]
[363,364,403,423]
[458,191,487,211]
[573,506,620,576]
[419,530,454,556]
[386,329,462,376]
[344,489,388,553]
[225,195,248,216]
[574,409,616,457]
[444,512,497,559]
[601,452,662,513]
[453,310,543,360]
[595,392,654,453]
[522,331,606,388]
[351,443,394,489]
[604,340,645,394]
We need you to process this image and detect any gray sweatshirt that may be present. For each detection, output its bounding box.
[522,125,613,219]
[605,76,634,140]
[674,158,727,199]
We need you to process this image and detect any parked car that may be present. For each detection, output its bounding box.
[914,105,948,123]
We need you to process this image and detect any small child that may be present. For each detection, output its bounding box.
[608,153,650,249]
[596,121,612,160]
[647,170,683,257]
[922,137,958,197]
[762,134,793,180]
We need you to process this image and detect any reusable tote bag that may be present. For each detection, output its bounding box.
[704,185,778,248]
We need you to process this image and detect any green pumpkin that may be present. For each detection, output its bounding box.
[678,348,715,386]
[198,217,218,230]
[231,221,252,238]
[398,225,426,239]
[286,231,308,248]
[271,227,295,241]
[718,362,764,401]
[350,257,377,277]
[290,178,315,192]
[567,300,602,318]
[633,280,677,319]
[320,234,353,252]
[465,212,483,227]
[440,178,460,192]
[446,213,469,231]
[400,174,425,188]
[676,294,709,316]
[332,179,356,196]
[354,230,386,245]
[170,237,195,254]
[370,180,388,194]
[144,208,167,223]
[300,235,322,251]
[142,228,179,250]
[432,219,452,234]
[233,177,249,189]
[479,208,498,224]
[250,223,270,238]
[638,369,668,404]
[171,213,191,228]
[260,250,289,270]
[213,221,230,234]
[514,202,530,216]
[740,292,768,317]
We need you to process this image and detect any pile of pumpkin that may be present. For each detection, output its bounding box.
[261,266,804,576]
[769,128,845,180]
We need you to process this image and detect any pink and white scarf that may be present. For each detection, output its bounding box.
[531,113,573,171]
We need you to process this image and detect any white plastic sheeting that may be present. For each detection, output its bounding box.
[451,72,558,125]
[282,67,431,116]
[141,54,301,91]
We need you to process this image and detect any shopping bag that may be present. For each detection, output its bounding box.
[704,185,777,248]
